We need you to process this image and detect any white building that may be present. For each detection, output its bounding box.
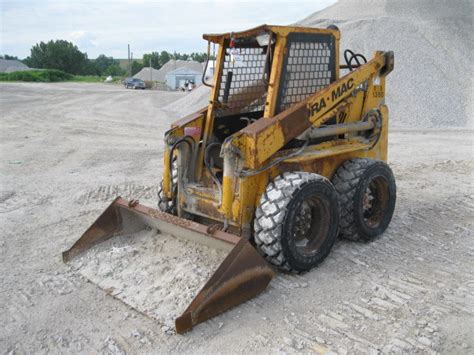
[165,67,203,90]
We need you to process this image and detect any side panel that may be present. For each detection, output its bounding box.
[237,106,389,230]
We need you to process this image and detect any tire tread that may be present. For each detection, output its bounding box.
[254,172,329,272]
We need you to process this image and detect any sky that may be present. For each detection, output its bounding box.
[0,0,336,59]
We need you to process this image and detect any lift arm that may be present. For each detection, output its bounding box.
[226,51,394,169]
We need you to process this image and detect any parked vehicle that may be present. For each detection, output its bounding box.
[124,78,146,90]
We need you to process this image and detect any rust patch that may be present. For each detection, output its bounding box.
[240,102,311,144]
[128,199,139,208]
[277,104,312,143]
[240,116,276,137]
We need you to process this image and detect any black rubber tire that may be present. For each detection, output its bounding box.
[254,172,340,273]
[332,158,396,242]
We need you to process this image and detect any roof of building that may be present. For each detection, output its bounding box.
[133,59,204,82]
[166,67,203,77]
[156,60,203,82]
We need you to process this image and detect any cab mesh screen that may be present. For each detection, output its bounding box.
[217,47,268,116]
[277,33,336,113]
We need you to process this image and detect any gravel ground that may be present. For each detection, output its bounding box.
[299,0,473,128]
[1,82,473,354]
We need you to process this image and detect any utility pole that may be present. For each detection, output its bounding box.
[127,44,131,77]
[149,57,152,82]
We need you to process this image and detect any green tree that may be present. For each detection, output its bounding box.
[131,60,143,76]
[142,52,161,69]
[171,51,179,60]
[159,51,170,67]
[104,64,125,76]
[139,50,211,68]
[24,40,89,74]
[190,52,213,62]
[82,60,101,75]
[94,54,118,75]
[1,54,19,60]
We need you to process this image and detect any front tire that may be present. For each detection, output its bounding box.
[332,158,396,242]
[254,172,340,273]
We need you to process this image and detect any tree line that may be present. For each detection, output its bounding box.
[2,40,212,77]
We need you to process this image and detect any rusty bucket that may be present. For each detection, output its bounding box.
[62,197,274,334]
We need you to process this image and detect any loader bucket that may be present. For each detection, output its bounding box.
[62,197,274,334]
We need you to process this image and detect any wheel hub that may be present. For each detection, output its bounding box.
[292,196,330,256]
[362,176,389,228]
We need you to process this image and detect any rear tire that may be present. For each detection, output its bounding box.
[254,172,340,272]
[332,158,396,241]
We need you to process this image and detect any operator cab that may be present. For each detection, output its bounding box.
[200,25,339,173]
[202,25,339,143]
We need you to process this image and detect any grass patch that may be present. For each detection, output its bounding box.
[72,75,124,83]
[0,69,73,82]
[0,70,125,83]
[71,75,105,82]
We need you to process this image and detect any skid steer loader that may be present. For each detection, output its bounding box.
[63,25,396,334]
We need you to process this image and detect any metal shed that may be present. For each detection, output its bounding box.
[165,67,203,90]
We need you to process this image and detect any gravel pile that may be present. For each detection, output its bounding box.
[0,59,30,73]
[134,60,203,85]
[298,0,473,128]
[133,67,162,82]
[166,1,472,128]
[135,59,203,83]
[164,84,211,117]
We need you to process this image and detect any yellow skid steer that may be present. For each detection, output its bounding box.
[63,24,396,334]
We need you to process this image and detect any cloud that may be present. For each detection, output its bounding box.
[0,0,336,58]
[68,31,98,50]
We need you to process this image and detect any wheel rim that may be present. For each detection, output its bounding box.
[362,175,390,228]
[293,195,331,256]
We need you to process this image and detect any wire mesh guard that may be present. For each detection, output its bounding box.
[278,41,334,112]
[218,47,268,116]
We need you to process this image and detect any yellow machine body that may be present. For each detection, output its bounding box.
[162,24,393,236]
[63,24,394,334]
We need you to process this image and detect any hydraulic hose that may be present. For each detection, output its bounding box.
[238,140,309,178]
[204,142,223,205]
[168,136,194,193]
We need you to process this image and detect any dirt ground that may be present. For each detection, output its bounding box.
[1,82,473,354]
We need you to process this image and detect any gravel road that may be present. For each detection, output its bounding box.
[1,83,473,354]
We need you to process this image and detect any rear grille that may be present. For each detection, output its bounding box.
[277,33,336,113]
